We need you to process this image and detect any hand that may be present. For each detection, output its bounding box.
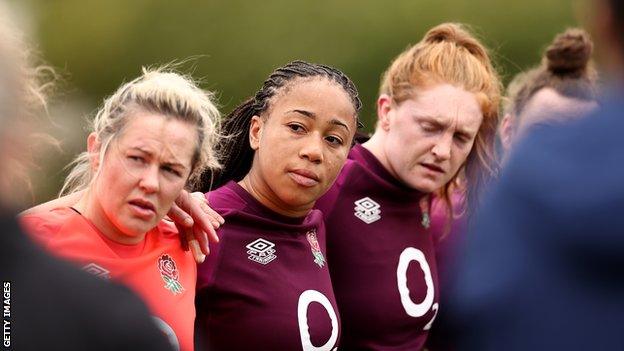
[168,190,224,263]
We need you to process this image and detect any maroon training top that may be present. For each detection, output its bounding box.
[196,181,340,351]
[316,144,440,350]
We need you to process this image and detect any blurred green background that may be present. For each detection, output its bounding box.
[17,0,586,203]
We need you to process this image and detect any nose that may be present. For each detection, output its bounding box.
[431,134,452,161]
[299,134,324,164]
[138,165,160,193]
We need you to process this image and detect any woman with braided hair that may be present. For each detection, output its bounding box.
[195,60,361,351]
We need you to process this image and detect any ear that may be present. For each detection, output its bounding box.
[499,114,514,152]
[86,132,102,172]
[376,94,393,132]
[249,115,264,151]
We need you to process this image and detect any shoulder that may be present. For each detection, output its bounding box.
[156,219,180,237]
[476,98,624,250]
[20,206,75,227]
[19,207,78,243]
[152,220,195,265]
[315,159,357,213]
[206,183,247,214]
[503,101,623,208]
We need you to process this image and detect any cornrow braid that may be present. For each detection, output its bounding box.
[201,60,361,191]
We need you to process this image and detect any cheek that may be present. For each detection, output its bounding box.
[259,130,290,161]
[451,146,472,169]
[324,150,348,180]
[158,181,186,211]
[96,167,125,204]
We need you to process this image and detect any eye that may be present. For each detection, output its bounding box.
[325,135,344,146]
[287,123,306,133]
[162,166,182,177]
[420,121,438,132]
[454,134,470,145]
[128,155,145,164]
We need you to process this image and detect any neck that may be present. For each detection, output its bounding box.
[361,131,400,180]
[75,189,146,245]
[239,170,312,218]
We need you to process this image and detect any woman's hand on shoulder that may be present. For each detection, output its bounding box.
[168,190,224,263]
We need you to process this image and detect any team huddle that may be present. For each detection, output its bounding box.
[2,4,618,350]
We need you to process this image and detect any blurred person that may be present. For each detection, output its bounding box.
[314,23,501,350]
[21,68,221,351]
[451,0,624,349]
[428,27,600,351]
[195,61,361,351]
[0,3,174,351]
[499,28,599,156]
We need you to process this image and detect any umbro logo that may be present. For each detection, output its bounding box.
[82,263,110,279]
[246,238,277,265]
[354,197,381,224]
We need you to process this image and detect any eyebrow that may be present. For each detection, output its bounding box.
[130,147,189,170]
[418,115,477,136]
[288,109,351,132]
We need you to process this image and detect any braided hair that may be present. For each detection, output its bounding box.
[202,60,361,191]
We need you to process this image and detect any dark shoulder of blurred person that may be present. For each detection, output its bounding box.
[1,214,173,351]
[450,86,624,350]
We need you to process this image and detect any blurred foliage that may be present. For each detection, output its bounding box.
[18,0,583,202]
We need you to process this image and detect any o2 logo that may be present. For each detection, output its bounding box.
[396,247,439,330]
[297,290,339,351]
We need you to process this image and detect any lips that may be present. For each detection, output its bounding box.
[288,169,320,187]
[420,163,445,174]
[128,198,156,218]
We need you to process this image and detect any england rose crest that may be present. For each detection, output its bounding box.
[306,230,325,268]
[158,254,184,295]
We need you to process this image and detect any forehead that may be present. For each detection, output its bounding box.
[116,112,197,162]
[269,78,356,125]
[517,87,598,131]
[402,83,483,131]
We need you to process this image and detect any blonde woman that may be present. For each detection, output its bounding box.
[21,68,220,351]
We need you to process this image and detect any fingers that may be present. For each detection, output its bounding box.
[193,224,209,260]
[171,189,222,260]
[189,239,205,264]
[169,193,194,228]
[187,192,221,245]
[191,192,224,227]
[177,222,190,251]
[185,225,206,264]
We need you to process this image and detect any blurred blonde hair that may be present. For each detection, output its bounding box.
[379,22,502,215]
[0,2,55,208]
[60,67,221,196]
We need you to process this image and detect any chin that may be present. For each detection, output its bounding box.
[407,181,438,194]
[119,220,153,238]
[279,192,316,210]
